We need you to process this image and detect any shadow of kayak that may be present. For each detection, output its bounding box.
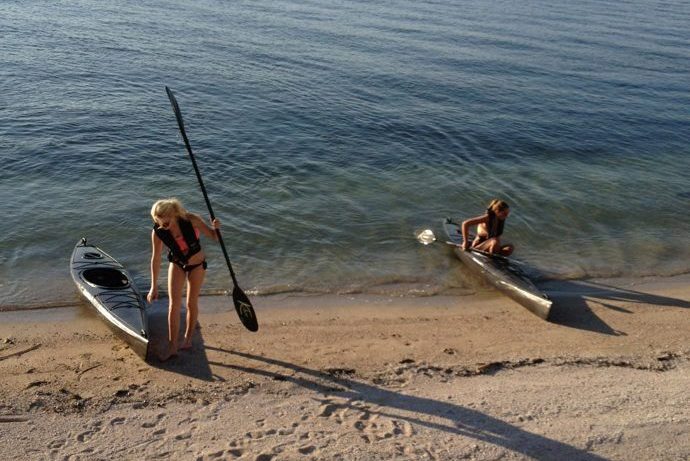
[544,279,690,335]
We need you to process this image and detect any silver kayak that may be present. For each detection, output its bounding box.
[70,238,149,359]
[443,219,552,320]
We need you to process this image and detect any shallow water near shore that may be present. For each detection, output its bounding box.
[2,0,690,309]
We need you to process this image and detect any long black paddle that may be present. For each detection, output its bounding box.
[165,86,259,332]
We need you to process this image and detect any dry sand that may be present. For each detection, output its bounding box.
[1,275,689,460]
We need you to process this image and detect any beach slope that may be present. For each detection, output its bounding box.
[1,275,689,460]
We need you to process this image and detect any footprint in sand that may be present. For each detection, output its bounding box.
[76,420,104,442]
[174,431,193,441]
[318,398,416,443]
[48,439,66,449]
[277,426,296,436]
[318,398,353,422]
[298,445,317,455]
[245,428,278,440]
[393,420,415,437]
[245,430,264,440]
[299,431,325,441]
[228,437,253,454]
[142,413,166,428]
[110,416,126,426]
[318,403,339,417]
[76,431,93,443]
[226,448,244,458]
[354,413,394,444]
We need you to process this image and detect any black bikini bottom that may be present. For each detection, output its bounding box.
[172,260,207,273]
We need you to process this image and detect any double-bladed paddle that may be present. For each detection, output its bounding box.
[165,86,258,332]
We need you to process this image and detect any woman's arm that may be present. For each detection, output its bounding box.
[189,213,220,241]
[460,214,488,250]
[147,230,163,302]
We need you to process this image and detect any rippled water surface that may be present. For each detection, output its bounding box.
[2,0,690,308]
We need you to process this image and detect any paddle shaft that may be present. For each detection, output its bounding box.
[165,87,239,286]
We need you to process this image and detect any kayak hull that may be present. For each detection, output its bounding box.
[70,239,149,360]
[443,220,552,320]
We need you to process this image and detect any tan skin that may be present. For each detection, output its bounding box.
[147,213,219,361]
[460,209,514,256]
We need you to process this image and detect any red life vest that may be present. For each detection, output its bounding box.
[153,217,201,264]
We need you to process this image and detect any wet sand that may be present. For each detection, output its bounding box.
[1,275,689,460]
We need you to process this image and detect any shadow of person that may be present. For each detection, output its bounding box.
[145,299,213,381]
[206,346,606,461]
[545,279,690,335]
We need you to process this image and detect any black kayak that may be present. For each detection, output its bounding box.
[443,219,552,320]
[70,238,149,359]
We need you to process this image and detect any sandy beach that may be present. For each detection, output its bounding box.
[1,274,689,460]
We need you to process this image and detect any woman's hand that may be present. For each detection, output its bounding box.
[211,218,221,229]
[461,241,470,251]
[147,286,158,303]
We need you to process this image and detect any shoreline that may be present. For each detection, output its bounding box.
[3,270,690,314]
[1,274,689,459]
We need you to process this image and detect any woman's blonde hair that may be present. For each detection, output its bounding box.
[487,199,509,214]
[150,198,188,224]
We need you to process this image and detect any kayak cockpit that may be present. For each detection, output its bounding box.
[81,268,130,289]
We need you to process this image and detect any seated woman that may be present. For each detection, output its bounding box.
[461,199,514,256]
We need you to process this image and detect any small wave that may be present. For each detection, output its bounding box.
[222,275,478,299]
[0,301,79,313]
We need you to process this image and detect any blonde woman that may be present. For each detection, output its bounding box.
[147,198,220,360]
[461,199,514,256]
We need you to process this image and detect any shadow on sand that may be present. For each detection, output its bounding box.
[452,256,621,337]
[545,279,690,335]
[205,346,606,461]
[144,300,213,381]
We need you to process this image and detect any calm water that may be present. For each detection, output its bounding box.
[2,0,690,309]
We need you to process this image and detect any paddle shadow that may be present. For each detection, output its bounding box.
[145,300,213,381]
[577,280,690,309]
[206,347,606,461]
[545,279,690,335]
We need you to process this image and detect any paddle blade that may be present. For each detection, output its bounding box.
[416,229,436,245]
[233,285,259,332]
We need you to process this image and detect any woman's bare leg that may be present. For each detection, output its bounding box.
[161,263,185,360]
[473,237,500,253]
[182,265,206,349]
[474,238,514,256]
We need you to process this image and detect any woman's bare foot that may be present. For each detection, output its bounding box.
[179,340,193,351]
[158,343,178,361]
